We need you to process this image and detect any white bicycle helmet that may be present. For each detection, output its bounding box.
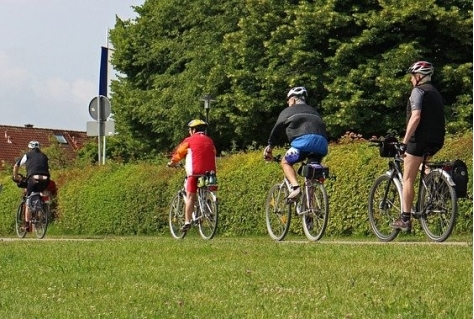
[28,140,40,149]
[286,86,307,101]
[407,61,434,75]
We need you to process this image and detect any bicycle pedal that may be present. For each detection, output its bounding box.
[412,212,422,219]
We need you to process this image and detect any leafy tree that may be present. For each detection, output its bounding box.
[109,0,472,160]
[323,0,473,137]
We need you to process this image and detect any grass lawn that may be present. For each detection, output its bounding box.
[0,235,472,319]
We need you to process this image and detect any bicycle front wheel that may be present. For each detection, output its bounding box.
[34,203,49,239]
[368,174,402,241]
[302,182,329,241]
[265,183,291,241]
[419,170,457,242]
[15,202,27,238]
[198,189,218,240]
[169,191,186,239]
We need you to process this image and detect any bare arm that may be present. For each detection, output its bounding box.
[403,109,421,144]
[13,163,20,181]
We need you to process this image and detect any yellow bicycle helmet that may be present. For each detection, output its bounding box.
[188,119,208,128]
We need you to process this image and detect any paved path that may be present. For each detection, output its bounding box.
[1,237,471,246]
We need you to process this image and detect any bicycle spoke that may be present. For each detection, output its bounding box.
[198,190,218,240]
[368,174,401,241]
[169,191,186,239]
[302,182,328,241]
[15,202,27,238]
[420,171,457,242]
[265,184,291,241]
[34,206,48,239]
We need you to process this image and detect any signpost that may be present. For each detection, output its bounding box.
[200,94,216,135]
[87,95,114,164]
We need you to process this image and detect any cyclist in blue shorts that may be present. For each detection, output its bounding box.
[264,86,328,199]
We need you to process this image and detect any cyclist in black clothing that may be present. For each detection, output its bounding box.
[392,61,445,230]
[264,86,328,199]
[13,141,50,225]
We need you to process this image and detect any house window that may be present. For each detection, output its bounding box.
[54,134,68,144]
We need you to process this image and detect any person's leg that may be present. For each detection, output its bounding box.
[182,176,198,231]
[282,147,303,199]
[281,157,298,187]
[393,153,423,230]
[402,153,423,213]
[185,192,197,224]
[24,179,36,222]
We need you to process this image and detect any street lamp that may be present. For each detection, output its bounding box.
[200,94,216,134]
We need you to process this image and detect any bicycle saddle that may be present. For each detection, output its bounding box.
[306,153,323,164]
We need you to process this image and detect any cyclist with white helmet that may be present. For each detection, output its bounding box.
[12,141,50,229]
[167,120,217,232]
[264,86,328,199]
[392,61,445,230]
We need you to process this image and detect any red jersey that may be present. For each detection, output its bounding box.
[170,132,216,175]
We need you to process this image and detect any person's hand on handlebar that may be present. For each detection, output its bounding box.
[263,145,273,161]
[11,173,23,183]
[398,143,407,155]
[167,161,183,168]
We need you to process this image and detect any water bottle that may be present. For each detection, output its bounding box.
[198,177,205,188]
[208,171,217,185]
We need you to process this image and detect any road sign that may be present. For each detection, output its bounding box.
[86,121,115,137]
[89,95,111,121]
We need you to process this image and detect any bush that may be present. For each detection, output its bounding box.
[0,132,471,237]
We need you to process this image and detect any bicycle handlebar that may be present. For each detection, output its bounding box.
[369,139,405,158]
[167,162,184,169]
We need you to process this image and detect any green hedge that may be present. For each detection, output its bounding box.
[0,132,471,237]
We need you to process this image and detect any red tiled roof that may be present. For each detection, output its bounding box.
[0,124,92,165]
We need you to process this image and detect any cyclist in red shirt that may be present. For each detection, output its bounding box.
[167,120,217,232]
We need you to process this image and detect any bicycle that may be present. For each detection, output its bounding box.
[265,154,330,241]
[14,175,50,239]
[169,171,218,240]
[368,138,457,242]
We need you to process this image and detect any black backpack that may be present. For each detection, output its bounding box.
[451,160,469,198]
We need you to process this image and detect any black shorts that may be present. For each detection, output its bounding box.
[26,178,50,196]
[406,141,443,157]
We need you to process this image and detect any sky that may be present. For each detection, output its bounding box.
[0,0,144,132]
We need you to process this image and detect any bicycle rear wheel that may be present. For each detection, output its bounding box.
[302,182,328,241]
[419,170,457,242]
[198,189,218,240]
[265,183,291,241]
[15,202,27,238]
[368,174,402,241]
[169,190,186,239]
[33,203,49,239]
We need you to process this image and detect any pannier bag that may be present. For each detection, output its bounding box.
[299,163,329,179]
[450,159,469,198]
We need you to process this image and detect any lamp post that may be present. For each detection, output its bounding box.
[200,94,216,135]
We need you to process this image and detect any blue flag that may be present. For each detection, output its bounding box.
[99,46,108,96]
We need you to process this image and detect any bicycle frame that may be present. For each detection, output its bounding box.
[169,172,218,240]
[265,155,329,241]
[368,139,458,242]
